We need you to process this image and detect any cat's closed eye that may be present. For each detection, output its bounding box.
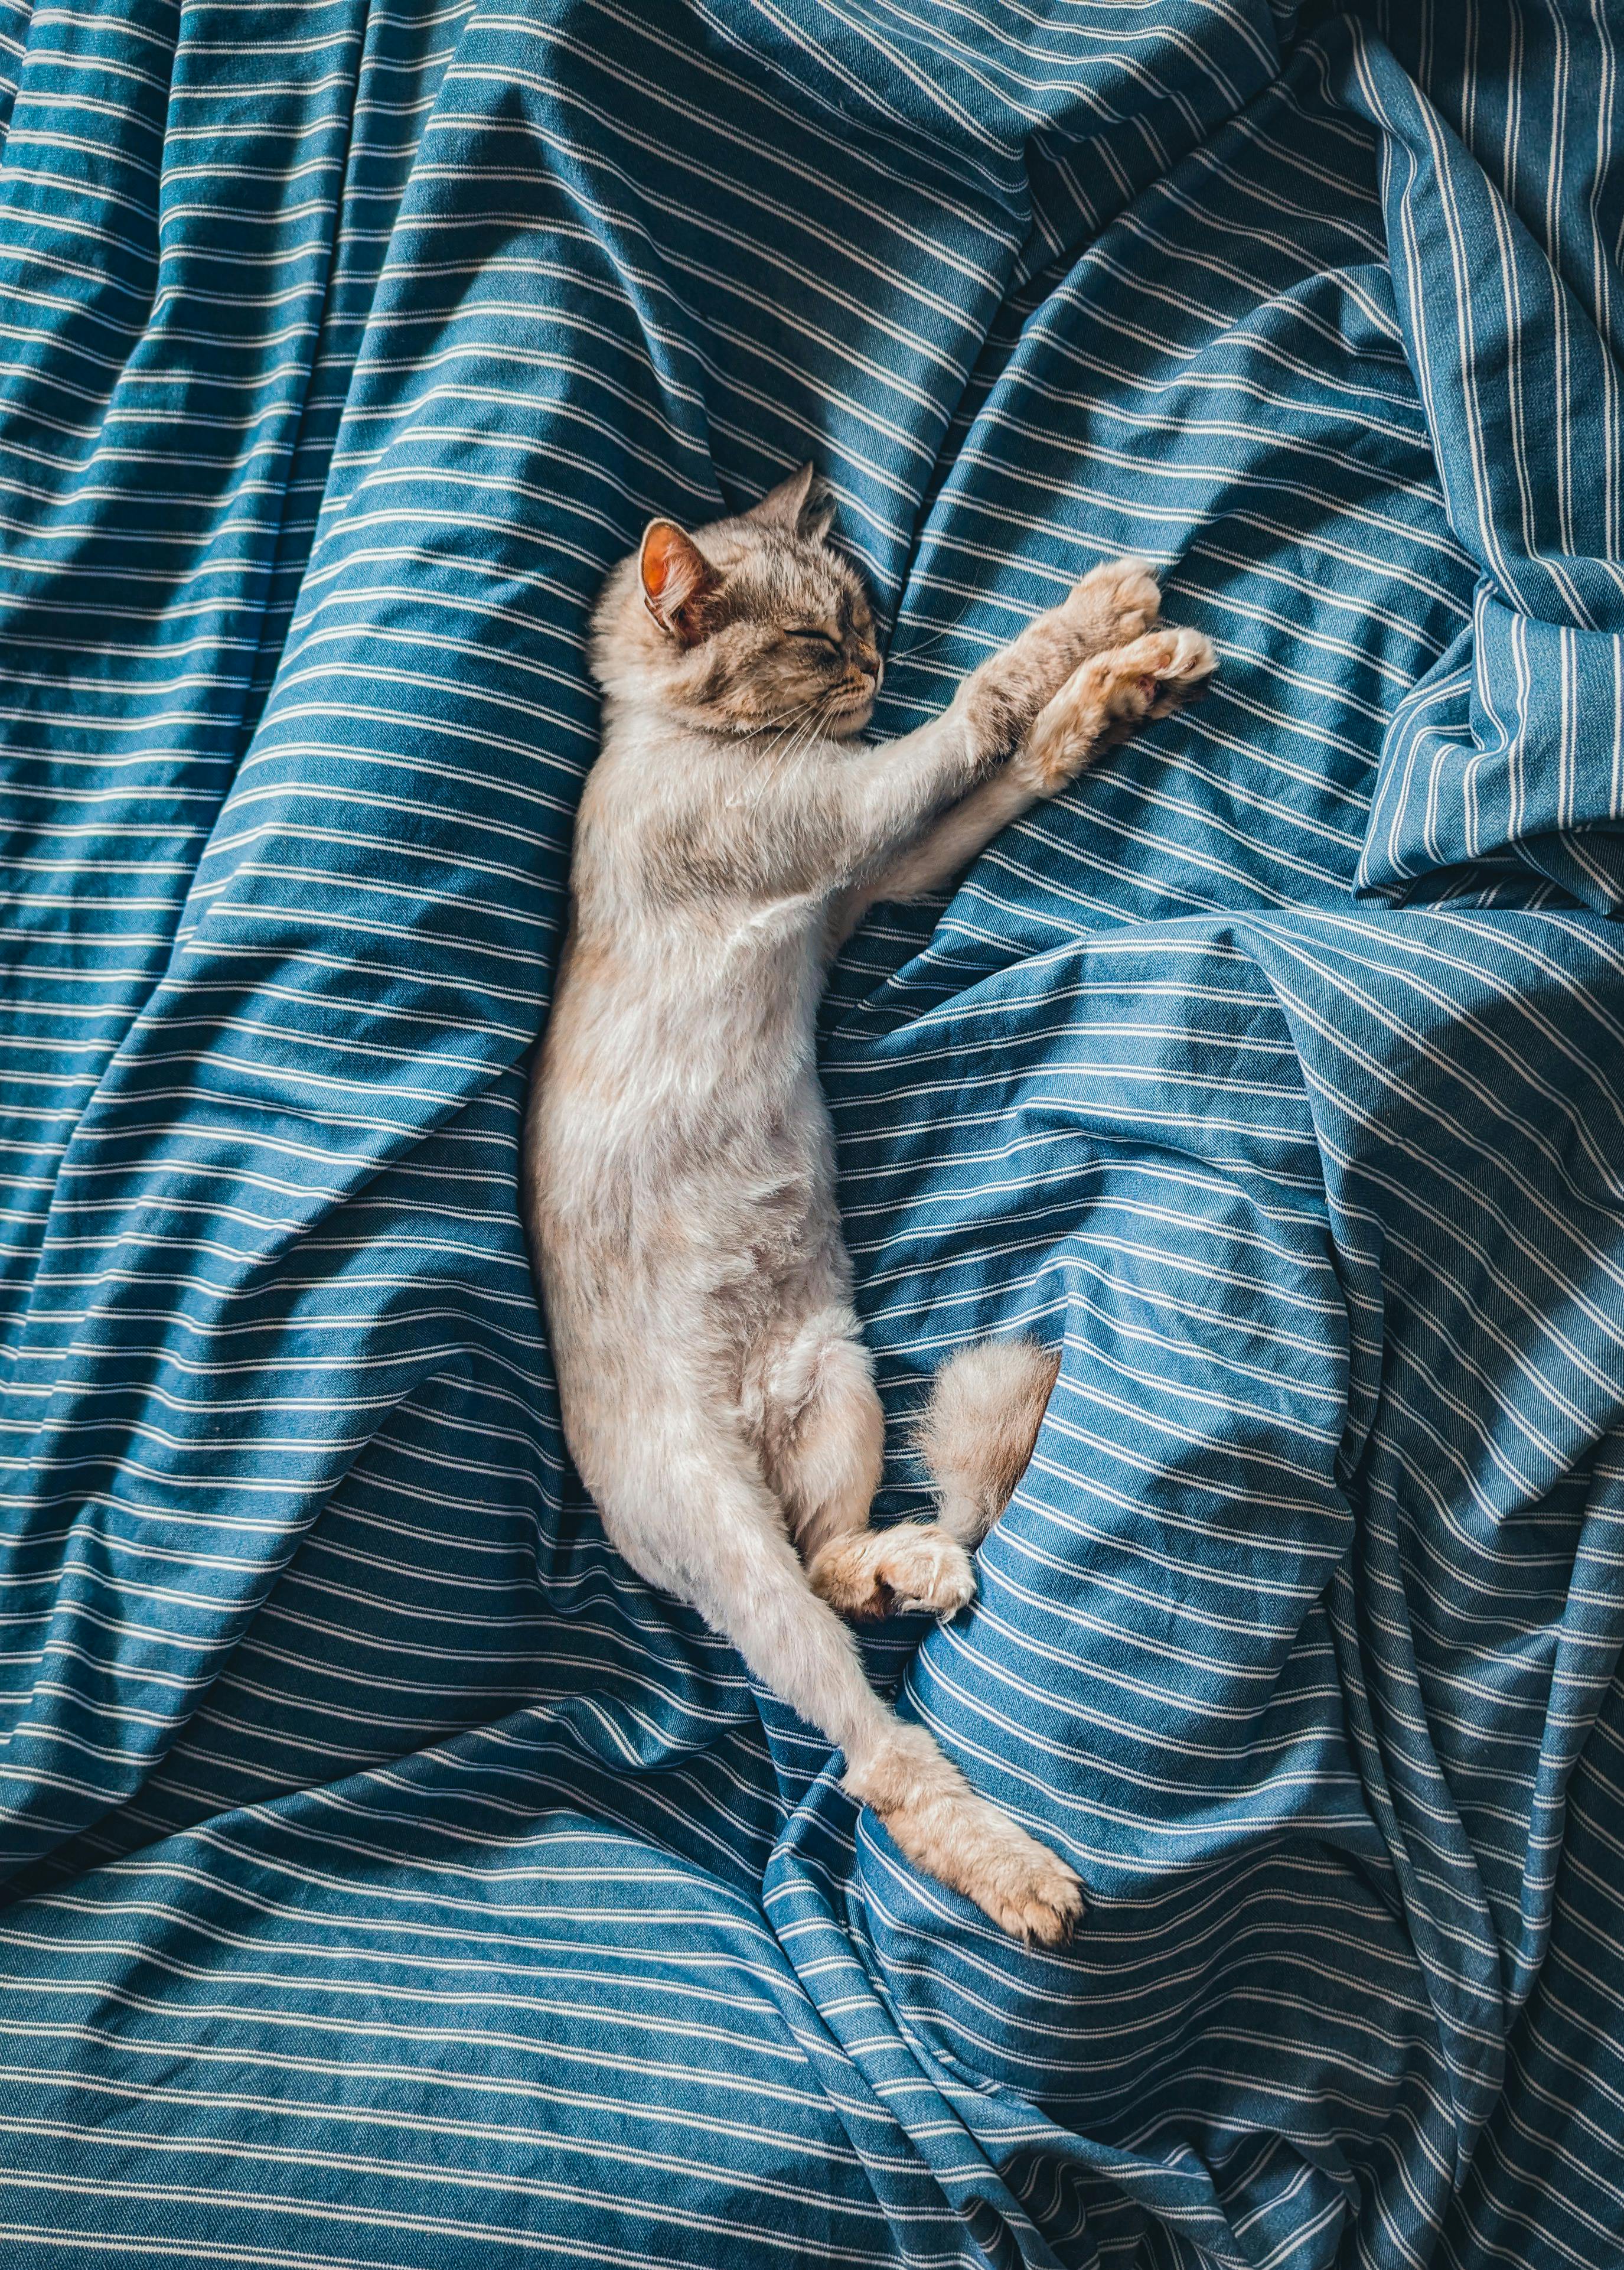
[785,627,841,652]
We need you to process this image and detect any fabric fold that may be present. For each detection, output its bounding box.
[4,5,1624,2268]
[1339,27,1624,911]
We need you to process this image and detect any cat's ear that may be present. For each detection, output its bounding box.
[638,520,718,644]
[751,461,836,543]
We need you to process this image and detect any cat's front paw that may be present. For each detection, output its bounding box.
[1063,556,1162,649]
[1016,624,1217,794]
[1129,623,1218,715]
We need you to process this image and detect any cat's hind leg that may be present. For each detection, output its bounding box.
[590,1399,1082,1943]
[750,1305,975,1620]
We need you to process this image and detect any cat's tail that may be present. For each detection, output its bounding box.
[916,1337,1060,1546]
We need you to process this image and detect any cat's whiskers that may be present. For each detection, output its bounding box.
[888,620,961,669]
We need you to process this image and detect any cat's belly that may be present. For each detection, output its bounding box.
[531,1061,848,1387]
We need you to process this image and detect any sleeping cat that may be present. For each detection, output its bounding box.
[526,466,1214,1941]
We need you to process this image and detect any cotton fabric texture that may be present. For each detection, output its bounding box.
[1,3,1622,2266]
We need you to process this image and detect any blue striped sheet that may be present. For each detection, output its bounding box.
[1,1,1622,2265]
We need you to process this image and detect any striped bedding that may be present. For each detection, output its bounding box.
[2,0,1622,2264]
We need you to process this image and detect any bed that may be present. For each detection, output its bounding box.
[2,0,1622,2263]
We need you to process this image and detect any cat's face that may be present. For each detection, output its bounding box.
[589,466,883,740]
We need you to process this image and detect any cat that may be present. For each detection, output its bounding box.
[525,464,1215,1942]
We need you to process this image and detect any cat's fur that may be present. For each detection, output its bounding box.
[526,466,1214,1941]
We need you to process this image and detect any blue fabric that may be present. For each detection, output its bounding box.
[2,2,1623,2265]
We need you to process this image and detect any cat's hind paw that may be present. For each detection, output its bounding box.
[810,1522,976,1620]
[852,1732,1087,1946]
[971,1827,1087,1946]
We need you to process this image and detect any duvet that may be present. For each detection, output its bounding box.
[1,1,1622,2265]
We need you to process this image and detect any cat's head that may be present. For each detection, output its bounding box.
[588,465,882,738]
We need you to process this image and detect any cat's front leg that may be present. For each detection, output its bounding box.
[816,568,1182,893]
[828,625,1217,945]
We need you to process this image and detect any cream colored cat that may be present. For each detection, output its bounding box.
[526,467,1214,1941]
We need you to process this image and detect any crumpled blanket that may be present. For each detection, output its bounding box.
[1,2,1622,2265]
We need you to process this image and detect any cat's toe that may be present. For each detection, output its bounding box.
[941,1807,1085,1943]
[1071,556,1162,644]
[994,1842,1085,1946]
[873,1526,977,1617]
[1091,624,1215,722]
[1143,624,1218,711]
